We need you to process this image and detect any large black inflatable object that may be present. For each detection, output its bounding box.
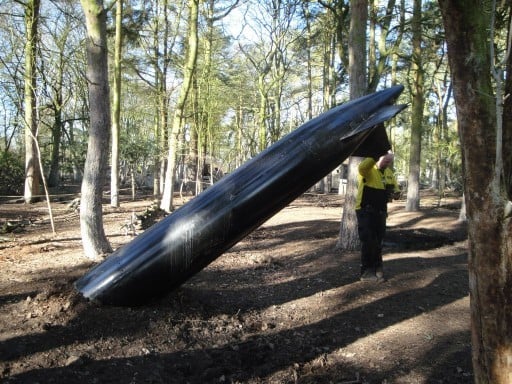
[75,85,407,306]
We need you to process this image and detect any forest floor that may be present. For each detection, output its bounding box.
[0,188,471,384]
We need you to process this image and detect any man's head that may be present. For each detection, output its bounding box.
[377,152,394,169]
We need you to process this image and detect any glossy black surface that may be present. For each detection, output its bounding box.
[75,85,406,306]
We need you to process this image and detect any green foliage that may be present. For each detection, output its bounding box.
[120,129,156,172]
[0,151,25,196]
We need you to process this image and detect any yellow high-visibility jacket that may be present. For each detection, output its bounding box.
[356,157,399,211]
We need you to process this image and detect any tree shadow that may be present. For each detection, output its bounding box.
[2,260,470,383]
[1,215,470,383]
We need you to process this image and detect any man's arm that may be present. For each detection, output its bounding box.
[358,157,376,177]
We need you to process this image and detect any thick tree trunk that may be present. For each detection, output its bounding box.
[439,1,512,383]
[80,0,113,259]
[405,0,424,212]
[23,0,41,204]
[338,0,367,251]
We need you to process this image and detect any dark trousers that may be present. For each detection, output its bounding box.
[356,207,387,275]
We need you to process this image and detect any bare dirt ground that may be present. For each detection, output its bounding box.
[0,190,470,384]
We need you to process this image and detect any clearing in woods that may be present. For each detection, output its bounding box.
[0,190,470,383]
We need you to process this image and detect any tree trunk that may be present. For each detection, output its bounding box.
[338,0,367,251]
[160,0,199,212]
[23,0,41,204]
[257,73,269,151]
[302,1,313,121]
[48,102,62,188]
[322,33,336,111]
[80,0,113,259]
[405,0,424,212]
[439,1,512,382]
[110,0,123,208]
[152,0,170,198]
[47,49,65,188]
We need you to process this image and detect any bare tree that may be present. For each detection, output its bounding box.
[240,0,301,152]
[160,0,199,212]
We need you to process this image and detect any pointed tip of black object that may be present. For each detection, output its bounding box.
[350,103,408,159]
[325,85,405,141]
[283,87,404,160]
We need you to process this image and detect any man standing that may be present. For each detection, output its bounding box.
[355,152,400,282]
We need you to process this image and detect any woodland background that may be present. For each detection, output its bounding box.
[2,1,512,383]
[0,0,459,206]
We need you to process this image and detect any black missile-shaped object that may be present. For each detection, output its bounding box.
[75,85,407,306]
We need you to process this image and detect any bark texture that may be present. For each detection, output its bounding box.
[110,0,123,208]
[338,0,367,251]
[80,0,113,259]
[439,1,512,383]
[405,0,424,212]
[23,0,41,203]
